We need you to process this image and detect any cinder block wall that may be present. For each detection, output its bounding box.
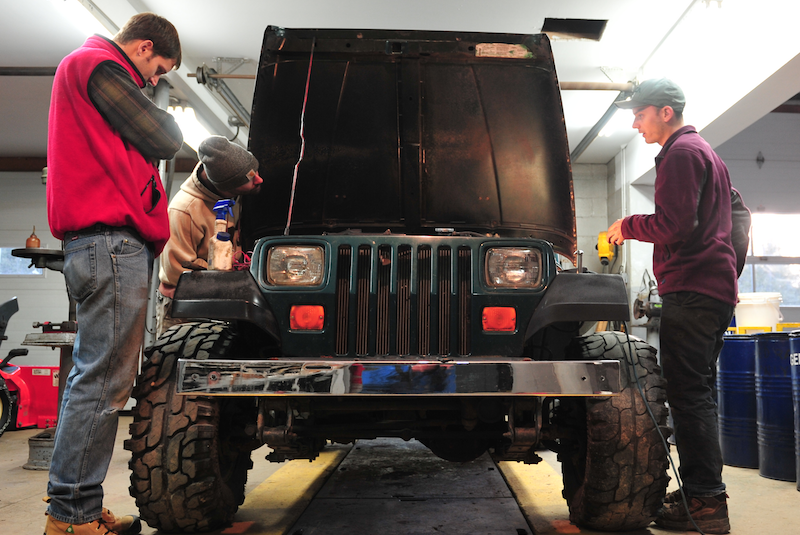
[573,163,609,274]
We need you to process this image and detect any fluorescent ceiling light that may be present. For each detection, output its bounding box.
[599,110,634,138]
[49,0,111,38]
[168,106,211,152]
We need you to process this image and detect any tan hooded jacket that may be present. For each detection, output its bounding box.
[158,162,240,288]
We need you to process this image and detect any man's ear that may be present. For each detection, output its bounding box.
[662,106,675,122]
[138,40,154,55]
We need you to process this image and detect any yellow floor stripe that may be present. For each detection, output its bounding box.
[222,445,352,535]
[498,459,585,534]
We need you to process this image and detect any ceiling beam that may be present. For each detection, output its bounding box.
[0,67,57,76]
[771,103,800,114]
[700,51,800,150]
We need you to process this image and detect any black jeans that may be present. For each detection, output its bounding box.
[660,291,734,497]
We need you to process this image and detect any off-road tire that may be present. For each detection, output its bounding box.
[557,331,670,531]
[0,377,13,437]
[125,322,256,533]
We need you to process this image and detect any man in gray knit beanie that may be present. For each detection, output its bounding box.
[198,135,261,195]
[155,135,263,335]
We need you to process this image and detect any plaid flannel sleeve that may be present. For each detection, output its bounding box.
[89,61,184,161]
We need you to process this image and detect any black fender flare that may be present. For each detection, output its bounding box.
[171,270,279,339]
[525,272,630,337]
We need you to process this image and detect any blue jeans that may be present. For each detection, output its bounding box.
[660,291,734,498]
[47,227,153,524]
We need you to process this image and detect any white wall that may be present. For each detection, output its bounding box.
[573,163,608,274]
[606,149,655,292]
[0,171,68,367]
[716,112,800,214]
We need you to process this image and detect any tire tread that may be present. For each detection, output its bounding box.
[562,331,670,531]
[124,322,249,533]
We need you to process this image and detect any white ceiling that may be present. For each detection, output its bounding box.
[1,0,799,171]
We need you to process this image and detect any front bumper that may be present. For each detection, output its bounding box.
[177,358,620,396]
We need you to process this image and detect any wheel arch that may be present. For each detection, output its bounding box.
[525,273,630,339]
[171,270,280,341]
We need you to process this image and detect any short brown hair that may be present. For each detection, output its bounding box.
[115,12,182,69]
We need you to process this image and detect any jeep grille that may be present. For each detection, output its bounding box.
[335,244,472,356]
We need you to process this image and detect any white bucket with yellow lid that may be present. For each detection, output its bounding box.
[735,292,783,332]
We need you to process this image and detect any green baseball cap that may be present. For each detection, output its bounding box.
[614,78,686,113]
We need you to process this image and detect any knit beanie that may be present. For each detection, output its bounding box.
[198,136,259,192]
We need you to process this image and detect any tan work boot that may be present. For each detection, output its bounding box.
[44,514,118,535]
[43,503,141,535]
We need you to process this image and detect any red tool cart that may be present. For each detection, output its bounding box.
[1,298,61,436]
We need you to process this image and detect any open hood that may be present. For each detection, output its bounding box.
[243,27,576,256]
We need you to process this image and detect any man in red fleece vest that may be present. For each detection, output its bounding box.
[44,12,183,535]
[607,78,750,535]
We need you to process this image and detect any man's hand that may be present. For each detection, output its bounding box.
[607,219,626,245]
[158,282,177,299]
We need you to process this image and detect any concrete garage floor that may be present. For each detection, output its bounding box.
[288,439,530,534]
[1,416,798,535]
[0,417,284,535]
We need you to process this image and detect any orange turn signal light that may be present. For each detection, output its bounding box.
[290,305,325,330]
[482,306,516,332]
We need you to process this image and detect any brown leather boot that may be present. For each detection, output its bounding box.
[655,492,730,534]
[663,488,685,504]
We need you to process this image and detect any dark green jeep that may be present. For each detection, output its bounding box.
[125,27,669,533]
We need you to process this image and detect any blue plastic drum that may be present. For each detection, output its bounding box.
[755,332,796,481]
[717,334,758,468]
[789,331,800,490]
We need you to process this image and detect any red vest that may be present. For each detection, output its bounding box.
[47,36,170,254]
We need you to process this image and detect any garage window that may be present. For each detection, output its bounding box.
[0,247,43,276]
[738,214,800,305]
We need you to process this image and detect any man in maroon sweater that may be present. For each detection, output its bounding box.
[607,78,750,535]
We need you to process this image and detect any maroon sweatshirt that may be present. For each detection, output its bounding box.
[621,126,747,306]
